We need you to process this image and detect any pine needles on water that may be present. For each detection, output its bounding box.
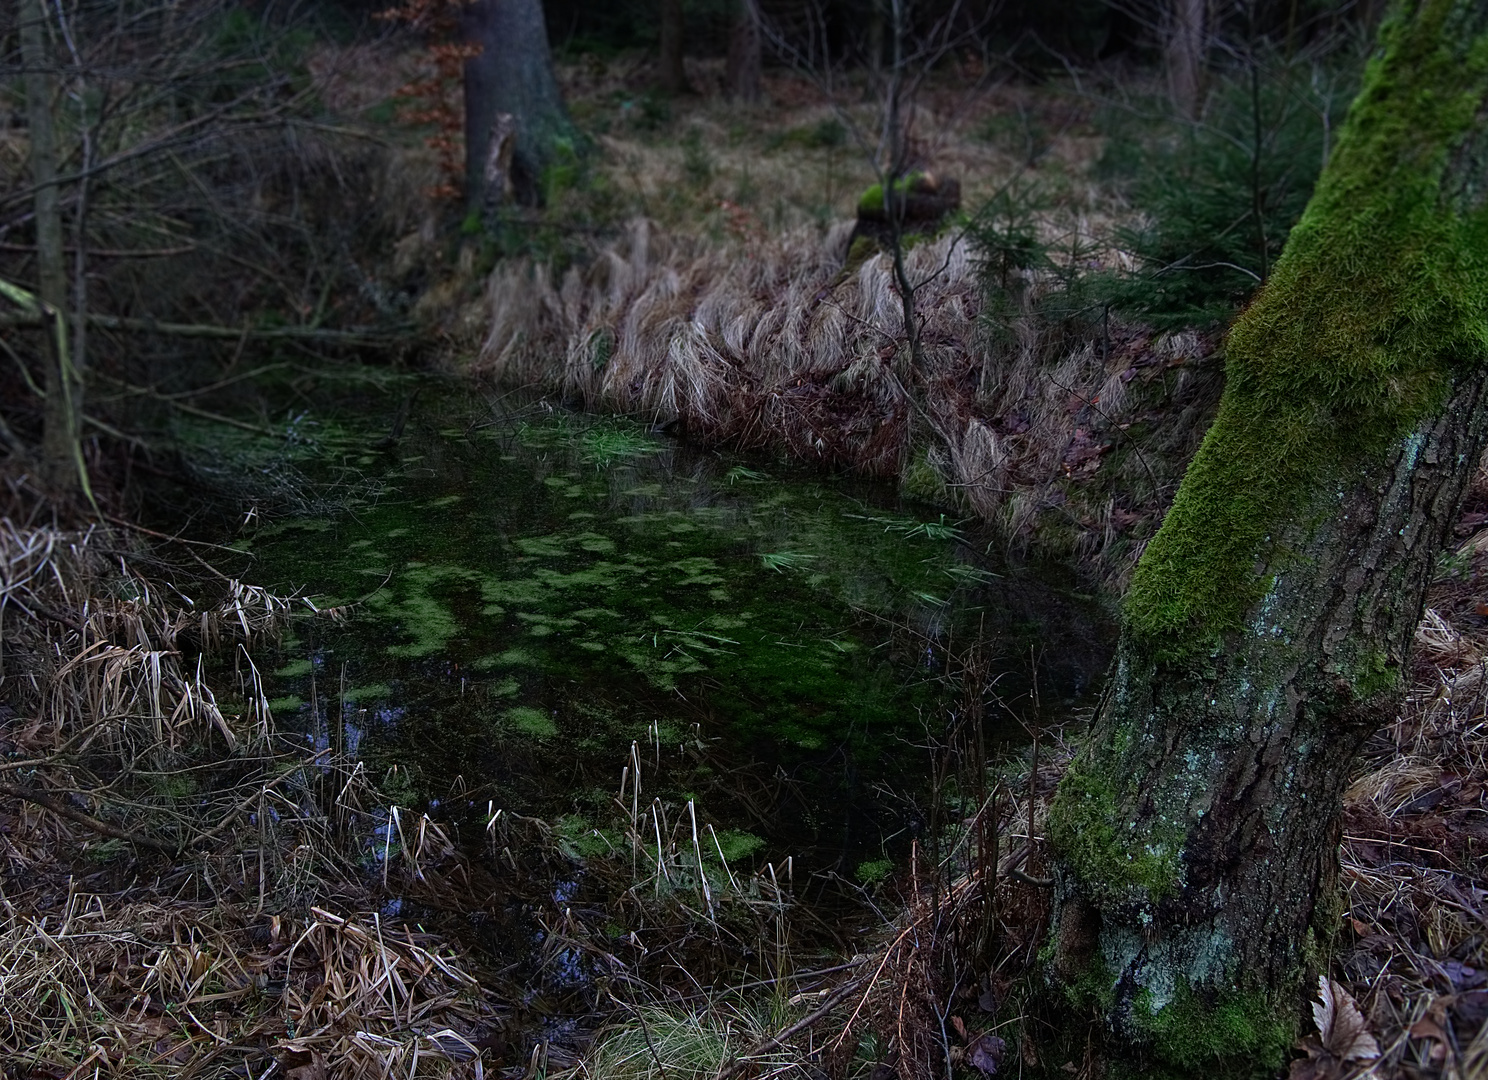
[759,551,818,572]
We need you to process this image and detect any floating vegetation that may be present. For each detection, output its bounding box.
[848,511,966,542]
[943,563,1002,586]
[725,464,768,484]
[241,389,1109,879]
[578,423,665,468]
[758,551,818,572]
[504,705,559,738]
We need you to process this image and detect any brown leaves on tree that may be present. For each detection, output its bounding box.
[376,0,480,199]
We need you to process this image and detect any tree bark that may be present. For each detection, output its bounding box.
[1165,0,1205,119]
[19,0,81,496]
[1047,0,1488,1072]
[658,0,691,95]
[725,0,762,104]
[868,0,885,74]
[462,0,576,210]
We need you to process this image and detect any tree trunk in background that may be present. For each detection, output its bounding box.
[20,0,80,496]
[1048,1,1488,1073]
[1166,0,1205,118]
[463,0,575,209]
[726,0,762,103]
[658,0,690,94]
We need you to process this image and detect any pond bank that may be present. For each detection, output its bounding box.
[470,220,1224,593]
[0,375,1117,1078]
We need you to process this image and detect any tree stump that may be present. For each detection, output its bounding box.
[846,172,961,263]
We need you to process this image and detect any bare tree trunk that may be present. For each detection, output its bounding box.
[1048,1,1488,1072]
[19,0,82,497]
[463,0,576,209]
[868,0,885,74]
[658,0,691,94]
[1166,0,1206,118]
[882,0,922,377]
[726,0,762,103]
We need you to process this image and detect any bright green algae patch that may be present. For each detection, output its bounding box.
[1123,0,1488,659]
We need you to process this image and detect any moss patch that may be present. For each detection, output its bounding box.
[1134,983,1294,1077]
[1046,758,1183,905]
[1123,0,1488,660]
[1056,958,1293,1079]
[857,171,925,215]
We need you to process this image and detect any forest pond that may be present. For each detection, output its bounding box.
[228,382,1113,896]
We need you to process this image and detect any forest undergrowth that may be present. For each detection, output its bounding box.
[3,476,1483,1079]
[0,507,512,1077]
[2,32,1483,1080]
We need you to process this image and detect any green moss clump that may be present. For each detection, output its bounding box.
[1046,760,1182,905]
[1350,646,1401,699]
[857,172,925,215]
[1133,983,1294,1077]
[1059,954,1119,1014]
[504,705,559,738]
[1049,955,1288,1078]
[1123,0,1488,661]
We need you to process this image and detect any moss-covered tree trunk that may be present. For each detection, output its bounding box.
[462,0,575,209]
[1047,1,1488,1073]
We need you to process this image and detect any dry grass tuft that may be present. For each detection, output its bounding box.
[0,519,506,1077]
[471,216,1220,587]
[1329,492,1488,1079]
[0,899,499,1077]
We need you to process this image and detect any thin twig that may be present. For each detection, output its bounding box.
[0,781,178,852]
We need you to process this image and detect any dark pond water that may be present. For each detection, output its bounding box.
[224,382,1112,884]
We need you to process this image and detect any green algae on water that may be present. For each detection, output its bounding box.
[245,389,1108,868]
